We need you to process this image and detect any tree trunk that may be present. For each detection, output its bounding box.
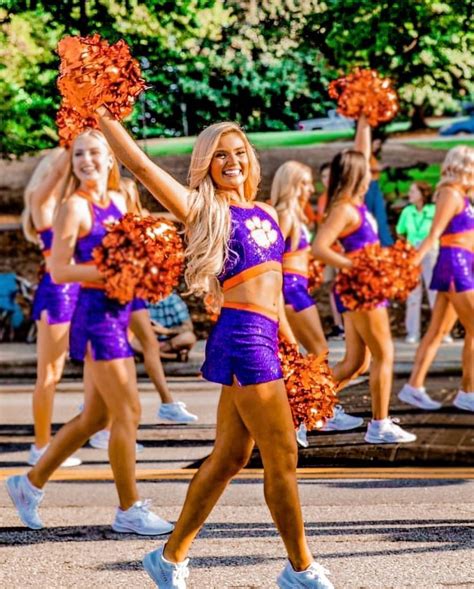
[410,104,428,130]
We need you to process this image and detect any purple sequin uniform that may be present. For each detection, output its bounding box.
[32,227,80,324]
[69,198,134,361]
[334,204,387,313]
[430,197,474,292]
[202,204,285,386]
[282,226,315,312]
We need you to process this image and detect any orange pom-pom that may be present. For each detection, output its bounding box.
[278,339,338,430]
[307,255,325,293]
[385,239,421,301]
[57,34,145,120]
[56,99,99,147]
[93,214,184,304]
[329,68,399,126]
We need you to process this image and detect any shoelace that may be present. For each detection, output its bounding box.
[135,498,153,514]
[306,562,331,579]
[333,404,344,417]
[172,562,190,583]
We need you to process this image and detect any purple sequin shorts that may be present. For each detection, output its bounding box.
[333,287,388,314]
[131,297,147,312]
[201,307,283,387]
[430,247,473,292]
[69,288,133,361]
[282,272,315,312]
[32,272,80,324]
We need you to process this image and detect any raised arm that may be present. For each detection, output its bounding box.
[29,149,70,210]
[415,187,463,263]
[354,114,371,162]
[97,108,189,222]
[312,204,356,268]
[50,198,103,285]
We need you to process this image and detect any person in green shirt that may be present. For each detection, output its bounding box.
[396,182,438,343]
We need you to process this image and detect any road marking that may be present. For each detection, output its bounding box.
[0,467,472,482]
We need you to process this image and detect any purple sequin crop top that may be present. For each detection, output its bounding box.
[75,197,123,264]
[443,197,474,236]
[283,225,310,254]
[37,227,54,255]
[339,204,379,253]
[218,203,285,286]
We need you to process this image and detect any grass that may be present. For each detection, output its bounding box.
[407,139,474,150]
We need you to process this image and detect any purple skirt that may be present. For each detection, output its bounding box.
[32,272,79,324]
[201,307,283,387]
[69,288,133,361]
[430,247,473,292]
[131,297,147,312]
[282,272,315,312]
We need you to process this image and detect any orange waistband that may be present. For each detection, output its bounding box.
[42,250,51,258]
[440,230,474,251]
[282,266,309,278]
[221,301,279,322]
[283,247,310,259]
[222,261,282,292]
[80,282,105,290]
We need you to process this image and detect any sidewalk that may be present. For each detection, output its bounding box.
[0,338,464,378]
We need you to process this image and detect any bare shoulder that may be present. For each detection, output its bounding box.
[436,185,465,212]
[109,189,129,214]
[255,201,278,223]
[62,193,89,215]
[327,201,358,223]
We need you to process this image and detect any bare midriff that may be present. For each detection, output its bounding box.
[222,270,282,320]
[440,230,474,252]
[282,249,309,276]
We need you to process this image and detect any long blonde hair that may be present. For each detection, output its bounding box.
[62,129,121,200]
[184,122,260,307]
[22,147,66,244]
[437,146,474,199]
[270,160,311,249]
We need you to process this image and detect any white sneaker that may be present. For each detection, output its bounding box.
[89,430,144,453]
[398,384,442,410]
[6,474,44,530]
[27,444,82,468]
[405,335,419,344]
[320,405,364,431]
[296,424,309,448]
[112,500,174,536]
[365,418,417,444]
[157,402,198,424]
[441,334,454,344]
[453,391,474,412]
[277,560,334,589]
[143,545,190,588]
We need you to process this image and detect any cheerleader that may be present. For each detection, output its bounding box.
[7,130,173,536]
[270,161,362,437]
[313,115,416,444]
[399,147,474,411]
[97,110,334,588]
[22,148,81,467]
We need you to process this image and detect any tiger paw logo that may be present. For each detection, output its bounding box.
[245,216,278,248]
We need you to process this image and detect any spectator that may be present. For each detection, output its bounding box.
[396,182,439,344]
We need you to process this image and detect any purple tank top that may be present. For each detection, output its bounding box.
[443,197,474,235]
[37,227,53,255]
[218,203,284,284]
[284,225,310,254]
[339,204,379,253]
[75,197,124,263]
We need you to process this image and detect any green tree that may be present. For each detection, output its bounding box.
[303,0,474,127]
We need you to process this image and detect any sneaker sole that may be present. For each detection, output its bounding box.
[320,419,364,431]
[157,416,198,424]
[364,433,417,444]
[6,479,43,530]
[112,522,174,536]
[453,400,474,412]
[398,392,442,411]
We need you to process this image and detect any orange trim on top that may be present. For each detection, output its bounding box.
[228,200,256,209]
[222,301,278,322]
[222,261,282,292]
[283,246,310,258]
[42,250,51,258]
[36,225,52,233]
[75,189,112,209]
[339,205,363,239]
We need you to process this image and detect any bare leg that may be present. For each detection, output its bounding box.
[29,358,109,488]
[130,309,174,404]
[285,304,328,356]
[32,315,70,448]
[164,380,312,571]
[408,294,457,388]
[447,291,474,392]
[332,314,370,390]
[350,308,394,420]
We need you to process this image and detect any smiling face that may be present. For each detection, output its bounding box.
[298,170,315,205]
[72,134,113,188]
[209,132,249,197]
[408,183,422,205]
